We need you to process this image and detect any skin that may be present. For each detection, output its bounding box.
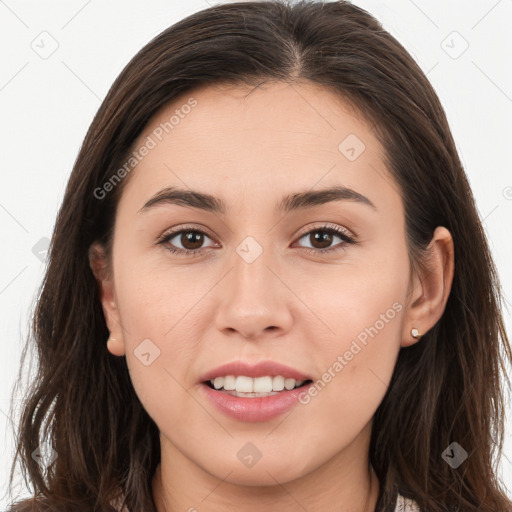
[89,81,454,512]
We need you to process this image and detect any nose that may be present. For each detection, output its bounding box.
[213,243,294,341]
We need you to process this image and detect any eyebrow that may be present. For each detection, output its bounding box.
[138,185,377,215]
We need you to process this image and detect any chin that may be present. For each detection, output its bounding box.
[200,455,311,487]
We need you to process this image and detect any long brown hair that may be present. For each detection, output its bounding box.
[5,1,511,511]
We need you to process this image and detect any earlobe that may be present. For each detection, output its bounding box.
[402,226,455,347]
[106,333,126,357]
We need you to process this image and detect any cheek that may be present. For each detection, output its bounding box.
[113,243,205,338]
[111,253,205,413]
[304,242,407,345]
[297,245,408,404]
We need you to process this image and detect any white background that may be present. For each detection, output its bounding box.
[1,0,511,507]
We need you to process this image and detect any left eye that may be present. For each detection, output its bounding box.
[158,225,355,256]
[294,226,355,253]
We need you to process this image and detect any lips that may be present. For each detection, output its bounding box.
[198,360,314,422]
[200,381,313,422]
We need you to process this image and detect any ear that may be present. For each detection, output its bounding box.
[401,226,454,347]
[88,242,126,356]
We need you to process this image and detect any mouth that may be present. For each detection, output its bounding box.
[198,361,315,421]
[203,375,314,398]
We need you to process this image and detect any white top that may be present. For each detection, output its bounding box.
[395,492,421,511]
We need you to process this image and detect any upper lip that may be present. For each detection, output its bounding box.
[200,361,312,383]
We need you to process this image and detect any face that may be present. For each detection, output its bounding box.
[91,80,449,488]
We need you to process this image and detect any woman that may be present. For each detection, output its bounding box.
[6,1,511,511]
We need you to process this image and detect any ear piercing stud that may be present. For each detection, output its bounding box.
[411,328,422,339]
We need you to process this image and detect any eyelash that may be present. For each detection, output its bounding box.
[157,223,356,257]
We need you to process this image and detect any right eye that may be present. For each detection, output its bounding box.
[158,226,219,256]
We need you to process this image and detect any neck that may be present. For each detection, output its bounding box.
[151,425,380,512]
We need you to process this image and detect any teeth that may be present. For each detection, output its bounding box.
[236,376,254,393]
[213,377,224,390]
[284,378,296,390]
[273,375,285,391]
[208,375,306,393]
[223,375,236,391]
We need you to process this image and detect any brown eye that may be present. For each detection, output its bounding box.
[179,231,205,250]
[158,227,217,256]
[308,230,334,249]
[295,225,355,254]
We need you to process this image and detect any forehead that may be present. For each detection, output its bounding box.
[119,80,396,216]
[139,80,376,152]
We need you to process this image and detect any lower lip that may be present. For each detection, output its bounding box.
[200,382,311,422]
